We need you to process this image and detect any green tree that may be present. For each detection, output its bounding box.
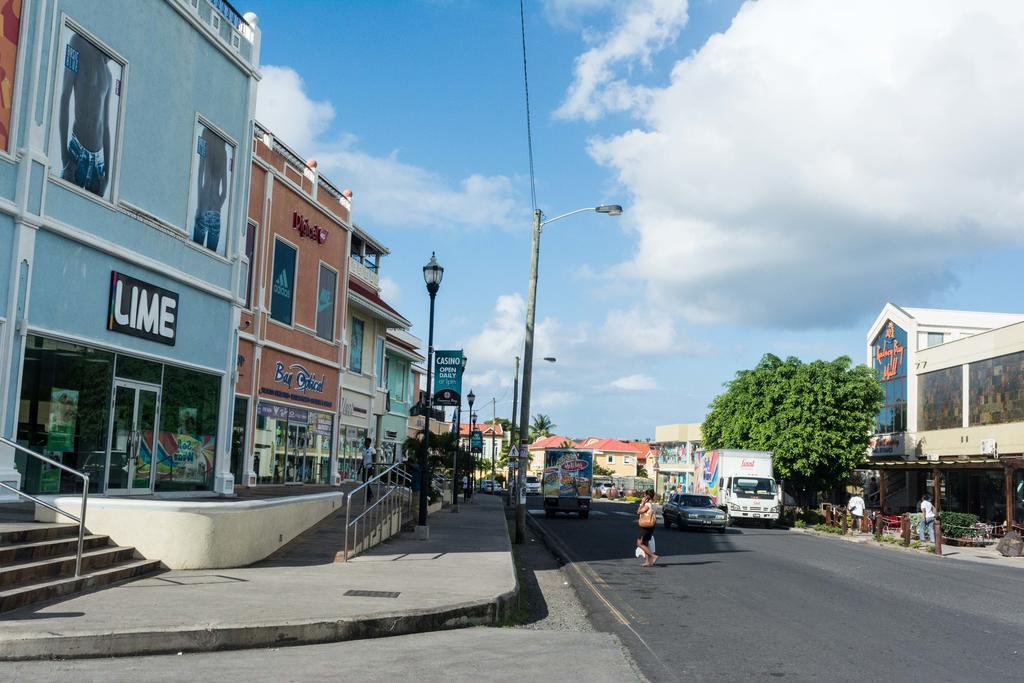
[530,414,556,440]
[702,354,883,503]
[593,462,614,477]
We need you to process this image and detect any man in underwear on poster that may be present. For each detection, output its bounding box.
[58,32,111,197]
[192,126,228,252]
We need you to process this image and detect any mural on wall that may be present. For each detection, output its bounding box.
[0,0,22,150]
[50,22,123,200]
[694,449,720,498]
[186,120,234,255]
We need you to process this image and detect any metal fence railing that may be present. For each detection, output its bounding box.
[0,436,89,576]
[341,463,415,561]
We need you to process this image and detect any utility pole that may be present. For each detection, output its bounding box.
[516,209,542,545]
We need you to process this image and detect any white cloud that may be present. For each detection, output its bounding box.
[534,390,578,411]
[555,0,689,121]
[610,374,658,390]
[460,294,565,386]
[256,66,519,231]
[601,308,677,354]
[584,0,1024,328]
[256,67,334,155]
[378,276,400,305]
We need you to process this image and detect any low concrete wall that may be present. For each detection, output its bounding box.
[36,492,345,570]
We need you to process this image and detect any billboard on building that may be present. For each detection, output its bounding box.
[186,119,234,256]
[0,0,22,151]
[50,21,124,201]
[872,320,908,439]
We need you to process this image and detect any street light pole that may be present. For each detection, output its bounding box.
[467,390,476,497]
[490,397,497,488]
[419,253,444,538]
[515,205,621,545]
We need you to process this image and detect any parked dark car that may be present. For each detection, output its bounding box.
[662,493,726,532]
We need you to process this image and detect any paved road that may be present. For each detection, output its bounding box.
[528,497,1024,682]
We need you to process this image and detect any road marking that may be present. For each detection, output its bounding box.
[532,513,675,678]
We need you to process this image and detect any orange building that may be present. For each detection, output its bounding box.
[233,122,352,486]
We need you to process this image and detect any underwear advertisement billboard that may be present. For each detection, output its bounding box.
[0,0,22,151]
[50,21,123,201]
[186,119,234,256]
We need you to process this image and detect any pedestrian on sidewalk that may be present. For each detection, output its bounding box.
[362,437,377,502]
[919,493,936,543]
[636,490,659,567]
[847,492,865,532]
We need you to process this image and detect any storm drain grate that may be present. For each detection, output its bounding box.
[344,589,401,599]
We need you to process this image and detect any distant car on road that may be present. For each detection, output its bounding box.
[525,475,541,495]
[593,477,613,498]
[479,479,503,493]
[662,493,727,532]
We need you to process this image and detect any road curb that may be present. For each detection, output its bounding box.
[0,592,518,661]
[1,501,520,661]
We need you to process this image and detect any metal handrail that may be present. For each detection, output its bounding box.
[0,436,89,577]
[342,462,414,561]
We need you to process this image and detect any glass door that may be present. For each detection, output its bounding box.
[105,381,161,495]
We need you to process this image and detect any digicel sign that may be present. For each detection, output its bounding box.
[293,212,327,244]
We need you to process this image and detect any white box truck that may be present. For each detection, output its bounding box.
[694,449,780,527]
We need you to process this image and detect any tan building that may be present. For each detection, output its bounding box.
[867,304,1024,525]
[652,423,703,497]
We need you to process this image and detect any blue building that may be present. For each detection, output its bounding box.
[0,0,260,498]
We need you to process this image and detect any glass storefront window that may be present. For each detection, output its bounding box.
[115,354,163,384]
[339,426,367,480]
[155,365,220,492]
[16,335,222,495]
[252,403,333,484]
[918,366,962,431]
[16,335,113,494]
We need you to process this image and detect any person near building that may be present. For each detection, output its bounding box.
[362,437,377,502]
[847,492,866,532]
[919,493,936,543]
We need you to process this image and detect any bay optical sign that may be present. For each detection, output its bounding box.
[107,271,178,346]
[432,349,463,407]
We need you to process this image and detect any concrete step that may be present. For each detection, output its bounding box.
[0,558,162,613]
[0,534,109,565]
[0,546,138,588]
[0,522,79,547]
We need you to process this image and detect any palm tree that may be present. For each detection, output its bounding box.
[530,414,556,440]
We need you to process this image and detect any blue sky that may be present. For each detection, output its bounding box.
[246,0,1024,440]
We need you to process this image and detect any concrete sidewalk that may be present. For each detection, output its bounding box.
[0,495,516,661]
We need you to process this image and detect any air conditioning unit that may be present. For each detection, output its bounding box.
[981,439,998,456]
[925,453,939,462]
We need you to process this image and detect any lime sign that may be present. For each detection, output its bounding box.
[433,349,463,407]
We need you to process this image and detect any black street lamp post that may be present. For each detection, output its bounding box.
[467,390,476,494]
[418,253,443,536]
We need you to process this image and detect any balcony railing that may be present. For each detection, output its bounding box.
[350,257,380,288]
[211,0,248,29]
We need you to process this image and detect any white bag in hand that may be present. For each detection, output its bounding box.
[634,536,656,558]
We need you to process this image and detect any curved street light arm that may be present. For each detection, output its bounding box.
[540,206,597,229]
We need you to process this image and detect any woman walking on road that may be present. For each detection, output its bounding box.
[637,490,659,567]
